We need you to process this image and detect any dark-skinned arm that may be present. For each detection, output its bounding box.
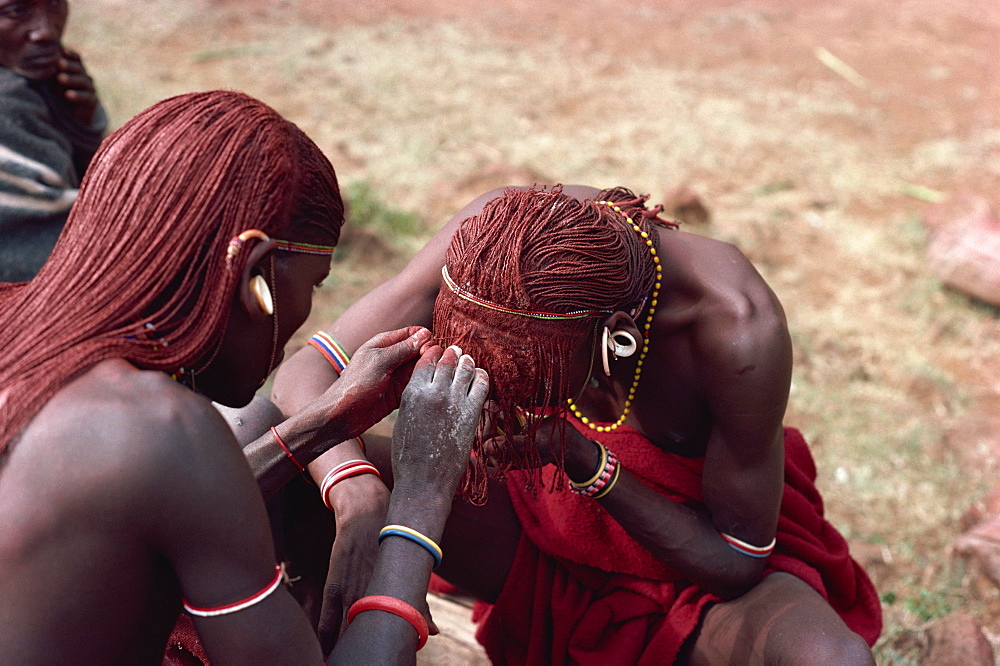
[150,391,323,664]
[243,327,430,498]
[559,294,791,599]
[329,346,490,664]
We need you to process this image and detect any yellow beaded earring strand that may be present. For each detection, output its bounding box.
[566,201,662,432]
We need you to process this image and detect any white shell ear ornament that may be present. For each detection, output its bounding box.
[610,330,637,358]
[250,275,274,315]
[601,326,612,377]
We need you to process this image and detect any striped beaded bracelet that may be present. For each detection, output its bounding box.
[719,531,777,558]
[568,442,621,498]
[308,330,351,375]
[378,524,443,569]
[183,564,284,617]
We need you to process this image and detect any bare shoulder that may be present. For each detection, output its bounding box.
[23,359,236,492]
[656,229,792,391]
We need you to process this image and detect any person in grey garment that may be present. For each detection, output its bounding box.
[1,0,107,282]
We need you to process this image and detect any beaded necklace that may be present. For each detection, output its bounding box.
[566,201,661,432]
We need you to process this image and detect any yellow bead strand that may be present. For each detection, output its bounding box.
[566,201,662,432]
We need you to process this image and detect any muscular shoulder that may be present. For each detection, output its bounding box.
[658,231,792,402]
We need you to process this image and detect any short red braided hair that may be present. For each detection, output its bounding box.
[0,90,343,456]
[433,185,673,500]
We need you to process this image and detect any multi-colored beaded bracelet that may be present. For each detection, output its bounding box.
[719,531,777,558]
[378,524,443,569]
[569,442,621,499]
[307,330,351,375]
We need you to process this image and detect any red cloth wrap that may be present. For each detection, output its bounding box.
[162,614,209,665]
[473,425,882,664]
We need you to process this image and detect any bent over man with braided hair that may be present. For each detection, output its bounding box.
[0,90,492,664]
[273,184,882,664]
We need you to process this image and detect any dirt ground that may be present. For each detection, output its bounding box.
[70,0,999,662]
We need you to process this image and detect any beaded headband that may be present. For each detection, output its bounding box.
[440,264,613,321]
[226,229,335,269]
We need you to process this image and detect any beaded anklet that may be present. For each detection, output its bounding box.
[566,201,662,432]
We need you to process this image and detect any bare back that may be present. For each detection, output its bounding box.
[0,359,294,662]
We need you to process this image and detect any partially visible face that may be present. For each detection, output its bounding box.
[270,251,331,372]
[201,250,331,408]
[0,0,68,80]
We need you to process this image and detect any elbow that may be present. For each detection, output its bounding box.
[707,559,768,601]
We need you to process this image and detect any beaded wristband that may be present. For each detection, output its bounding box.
[271,426,305,473]
[569,443,621,498]
[379,524,443,569]
[320,460,381,511]
[348,595,429,650]
[720,531,777,558]
[307,331,351,375]
[591,461,622,499]
[568,441,609,489]
[183,564,283,617]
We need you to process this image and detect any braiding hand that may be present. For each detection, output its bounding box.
[391,345,490,502]
[482,415,591,470]
[323,327,431,439]
[56,48,98,126]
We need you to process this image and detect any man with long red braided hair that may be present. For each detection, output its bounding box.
[0,90,492,663]
[274,184,882,664]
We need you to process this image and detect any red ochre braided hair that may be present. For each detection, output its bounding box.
[432,185,676,502]
[0,90,343,456]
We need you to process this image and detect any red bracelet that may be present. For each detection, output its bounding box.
[320,460,381,510]
[347,595,428,650]
[271,426,305,472]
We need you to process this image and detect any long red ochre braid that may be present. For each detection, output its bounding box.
[433,185,675,502]
[0,90,343,456]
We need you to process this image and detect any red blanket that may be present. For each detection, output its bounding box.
[162,614,209,665]
[473,426,882,664]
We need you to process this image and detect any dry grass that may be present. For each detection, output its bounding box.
[68,0,1000,660]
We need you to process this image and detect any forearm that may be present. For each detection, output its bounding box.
[245,398,350,499]
[310,439,390,519]
[327,276,437,358]
[564,441,767,599]
[327,490,451,664]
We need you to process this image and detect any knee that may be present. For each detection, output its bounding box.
[779,628,873,666]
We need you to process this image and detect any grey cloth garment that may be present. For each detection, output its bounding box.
[0,67,107,282]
